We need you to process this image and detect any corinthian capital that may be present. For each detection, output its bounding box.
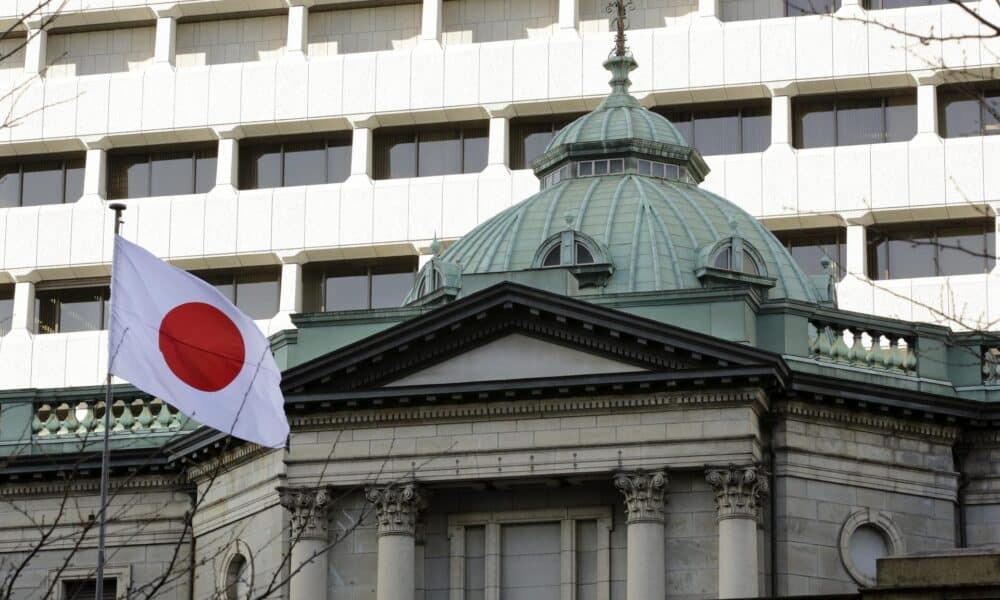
[277,485,335,540]
[365,483,426,537]
[705,464,769,522]
[614,470,668,524]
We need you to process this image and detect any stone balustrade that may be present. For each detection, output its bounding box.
[808,319,918,376]
[31,397,189,437]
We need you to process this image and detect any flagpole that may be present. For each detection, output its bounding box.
[96,202,126,600]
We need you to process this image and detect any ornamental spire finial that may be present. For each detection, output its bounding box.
[606,0,634,57]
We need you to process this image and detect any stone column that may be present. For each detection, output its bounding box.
[153,7,180,66]
[916,82,938,137]
[614,471,667,600]
[10,274,38,334]
[705,464,769,599]
[81,137,110,204]
[770,94,793,147]
[556,0,578,34]
[366,483,426,600]
[845,224,867,279]
[24,21,46,75]
[278,486,335,600]
[419,0,442,44]
[212,126,243,196]
[270,253,304,332]
[286,0,313,57]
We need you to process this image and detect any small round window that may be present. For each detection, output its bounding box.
[848,525,889,582]
[225,554,249,600]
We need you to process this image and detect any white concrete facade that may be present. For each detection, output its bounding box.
[0,0,998,392]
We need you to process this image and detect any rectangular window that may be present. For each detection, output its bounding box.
[0,155,85,207]
[372,122,488,179]
[793,90,917,149]
[785,0,841,15]
[867,218,996,279]
[108,144,218,199]
[302,257,418,312]
[62,578,117,600]
[0,284,12,336]
[866,0,947,9]
[509,114,585,170]
[773,228,847,279]
[501,522,561,600]
[939,82,1000,138]
[654,101,771,156]
[192,267,281,320]
[239,134,352,189]
[35,283,110,334]
[576,520,598,600]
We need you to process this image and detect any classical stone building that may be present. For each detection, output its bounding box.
[2,50,1000,600]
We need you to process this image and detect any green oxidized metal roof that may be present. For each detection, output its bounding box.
[436,175,819,301]
[544,60,687,151]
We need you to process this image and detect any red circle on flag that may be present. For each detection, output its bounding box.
[158,302,246,392]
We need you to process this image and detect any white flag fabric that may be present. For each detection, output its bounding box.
[108,236,289,448]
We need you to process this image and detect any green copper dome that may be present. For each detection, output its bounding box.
[543,57,688,152]
[405,54,822,305]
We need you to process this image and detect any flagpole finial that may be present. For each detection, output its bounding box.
[606,0,634,57]
[108,202,126,236]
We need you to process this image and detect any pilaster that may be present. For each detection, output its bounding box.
[614,470,666,600]
[81,137,111,205]
[23,21,47,75]
[845,224,867,279]
[556,0,579,35]
[420,0,442,44]
[212,126,243,196]
[285,0,314,57]
[153,7,181,66]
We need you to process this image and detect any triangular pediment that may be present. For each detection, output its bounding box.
[384,333,647,387]
[282,282,786,401]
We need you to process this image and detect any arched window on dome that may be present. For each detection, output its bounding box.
[534,231,608,269]
[702,236,768,280]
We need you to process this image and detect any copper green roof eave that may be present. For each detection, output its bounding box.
[531,138,711,183]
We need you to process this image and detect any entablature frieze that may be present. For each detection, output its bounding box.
[773,400,961,443]
[287,388,769,430]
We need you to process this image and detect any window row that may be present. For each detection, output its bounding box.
[1,83,999,206]
[771,218,996,281]
[0,257,418,336]
[724,0,946,21]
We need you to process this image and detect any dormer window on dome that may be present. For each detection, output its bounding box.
[696,236,776,295]
[533,228,614,288]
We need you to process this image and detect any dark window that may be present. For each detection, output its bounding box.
[373,122,488,179]
[0,155,85,207]
[63,579,117,600]
[192,267,280,320]
[866,0,947,9]
[785,0,841,15]
[867,219,996,279]
[239,134,352,189]
[773,228,847,279]
[0,284,12,336]
[108,145,217,199]
[939,83,1000,138]
[302,257,418,312]
[509,114,585,170]
[35,283,110,334]
[793,91,917,148]
[654,101,771,155]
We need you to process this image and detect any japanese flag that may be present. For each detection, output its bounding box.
[108,236,289,448]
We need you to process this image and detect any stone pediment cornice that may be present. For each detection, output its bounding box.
[289,388,769,430]
[773,400,961,442]
[0,474,183,498]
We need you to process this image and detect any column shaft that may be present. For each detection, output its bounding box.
[82,147,108,200]
[614,471,667,600]
[350,127,373,178]
[770,95,792,146]
[279,262,303,314]
[718,518,758,599]
[557,0,578,31]
[420,0,442,42]
[287,4,310,55]
[698,0,720,18]
[215,137,240,189]
[290,539,328,600]
[377,536,416,600]
[11,280,35,333]
[917,83,938,135]
[24,27,46,74]
[846,224,867,278]
[154,16,177,65]
[487,116,509,167]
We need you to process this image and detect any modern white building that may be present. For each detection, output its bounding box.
[0,0,996,392]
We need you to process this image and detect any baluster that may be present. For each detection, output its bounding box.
[56,403,73,435]
[149,398,165,431]
[93,401,107,434]
[888,338,904,371]
[76,401,93,436]
[817,324,834,360]
[831,325,851,362]
[133,399,152,432]
[903,339,917,373]
[846,328,866,365]
[114,399,132,432]
[167,404,182,431]
[34,404,50,436]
